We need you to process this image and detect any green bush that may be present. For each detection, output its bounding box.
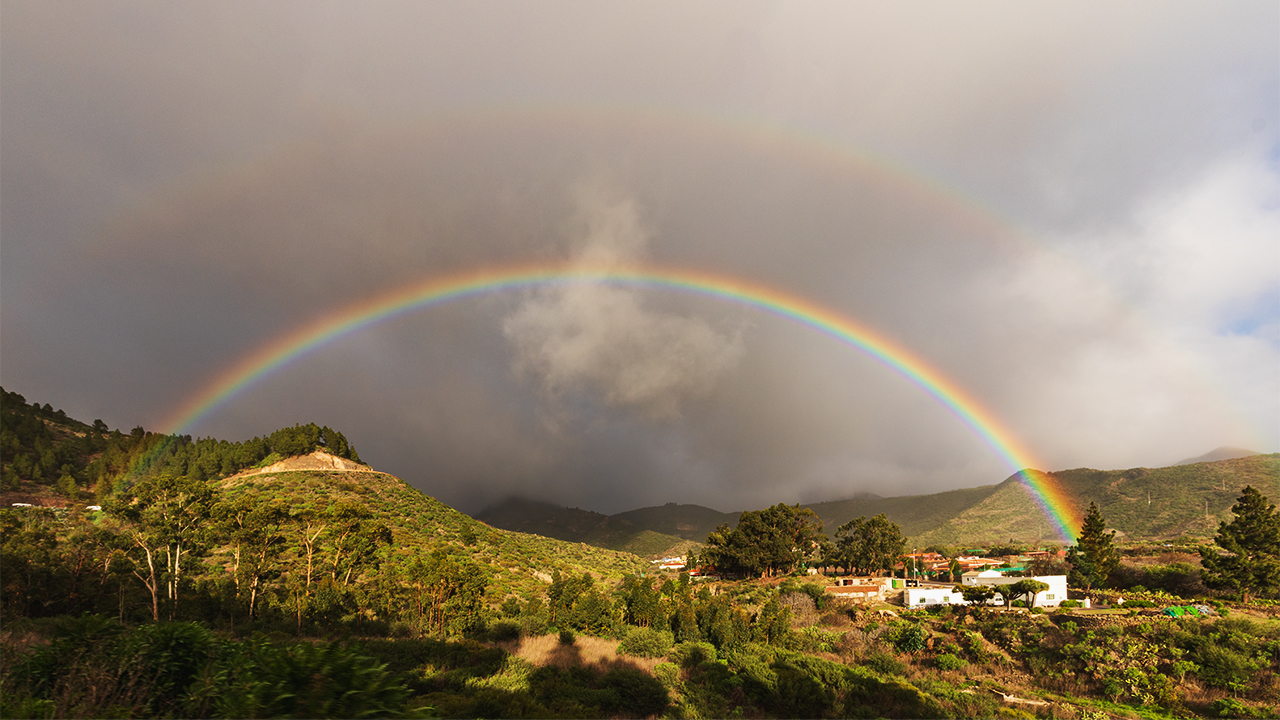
[528,664,669,718]
[483,619,523,642]
[866,651,906,676]
[892,623,927,654]
[618,626,675,658]
[1211,697,1254,718]
[2,619,409,719]
[934,653,967,671]
[653,661,680,688]
[671,641,718,668]
[1196,645,1259,689]
[200,637,409,719]
[1059,599,1082,608]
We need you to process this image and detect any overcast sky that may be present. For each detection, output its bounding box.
[3,1,1277,514]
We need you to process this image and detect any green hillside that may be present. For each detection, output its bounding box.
[0,388,649,616]
[220,469,649,600]
[914,455,1280,545]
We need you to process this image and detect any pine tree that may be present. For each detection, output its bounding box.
[1066,502,1118,591]
[1199,485,1280,603]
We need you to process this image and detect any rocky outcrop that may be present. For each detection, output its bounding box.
[231,450,371,478]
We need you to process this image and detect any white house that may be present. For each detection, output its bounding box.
[903,586,963,607]
[959,572,1068,607]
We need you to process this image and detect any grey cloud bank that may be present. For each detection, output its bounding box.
[2,1,1276,514]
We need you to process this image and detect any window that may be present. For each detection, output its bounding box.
[918,598,927,604]
[943,596,951,603]
[1046,594,1054,600]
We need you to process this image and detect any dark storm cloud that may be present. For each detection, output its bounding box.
[2,1,1276,514]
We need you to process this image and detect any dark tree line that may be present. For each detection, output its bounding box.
[1,387,361,499]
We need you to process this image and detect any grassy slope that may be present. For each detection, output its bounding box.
[914,454,1280,545]
[219,470,649,600]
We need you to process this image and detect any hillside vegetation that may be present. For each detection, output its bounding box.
[220,468,649,601]
[0,389,648,626]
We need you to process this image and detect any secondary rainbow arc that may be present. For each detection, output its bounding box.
[161,262,1080,542]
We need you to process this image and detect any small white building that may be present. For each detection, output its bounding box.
[960,569,1007,585]
[903,586,963,607]
[958,572,1068,607]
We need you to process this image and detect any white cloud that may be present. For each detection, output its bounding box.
[503,186,744,419]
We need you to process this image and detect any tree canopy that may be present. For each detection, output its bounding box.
[698,504,823,577]
[831,514,905,576]
[1066,502,1118,592]
[1199,485,1280,603]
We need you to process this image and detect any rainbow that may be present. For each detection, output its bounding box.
[161,262,1080,542]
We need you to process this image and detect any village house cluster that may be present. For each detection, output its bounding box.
[658,548,1074,609]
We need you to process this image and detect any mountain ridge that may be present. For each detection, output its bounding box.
[480,454,1279,549]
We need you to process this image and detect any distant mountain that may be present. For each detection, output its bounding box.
[484,455,1280,550]
[473,497,609,542]
[476,499,734,559]
[1174,446,1261,466]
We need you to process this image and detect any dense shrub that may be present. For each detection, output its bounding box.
[618,626,675,658]
[865,650,906,676]
[203,638,409,719]
[671,641,718,668]
[1,618,409,719]
[891,622,927,654]
[1196,645,1259,689]
[935,652,968,671]
[481,619,523,642]
[653,661,680,688]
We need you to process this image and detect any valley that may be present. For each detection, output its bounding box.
[2,388,1278,719]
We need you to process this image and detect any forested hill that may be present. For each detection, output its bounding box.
[1,388,650,622]
[0,386,361,502]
